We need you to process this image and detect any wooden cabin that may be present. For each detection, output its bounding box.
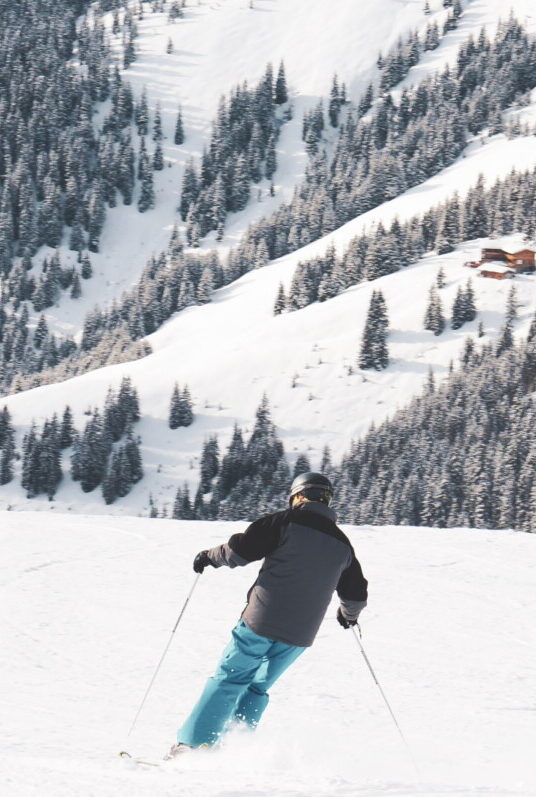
[510,249,536,271]
[480,247,535,273]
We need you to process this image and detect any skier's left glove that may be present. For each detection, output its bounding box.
[337,606,358,629]
[193,550,215,574]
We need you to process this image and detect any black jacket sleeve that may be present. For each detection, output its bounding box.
[207,510,289,568]
[337,553,368,621]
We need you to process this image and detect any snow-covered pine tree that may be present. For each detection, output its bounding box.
[0,406,15,485]
[273,282,286,315]
[329,75,341,127]
[60,406,76,449]
[424,285,445,335]
[152,103,163,141]
[293,453,311,477]
[152,141,164,170]
[174,106,185,145]
[451,286,465,330]
[359,290,389,370]
[137,145,155,212]
[200,435,219,493]
[275,61,288,104]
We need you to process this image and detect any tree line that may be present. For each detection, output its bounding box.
[15,376,143,503]
[335,319,536,533]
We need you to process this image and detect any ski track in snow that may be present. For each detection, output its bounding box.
[1,512,535,796]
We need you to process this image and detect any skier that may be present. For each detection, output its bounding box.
[165,471,368,758]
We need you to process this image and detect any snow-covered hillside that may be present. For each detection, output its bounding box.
[49,0,438,332]
[2,225,535,516]
[41,0,536,333]
[2,0,536,516]
[1,512,534,796]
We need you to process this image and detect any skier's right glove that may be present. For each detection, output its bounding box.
[193,550,214,574]
[337,606,358,629]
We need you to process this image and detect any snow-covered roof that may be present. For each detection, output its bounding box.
[477,262,515,274]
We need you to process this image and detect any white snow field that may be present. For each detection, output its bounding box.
[1,512,535,797]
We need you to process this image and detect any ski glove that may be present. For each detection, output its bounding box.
[193,550,214,574]
[337,606,358,629]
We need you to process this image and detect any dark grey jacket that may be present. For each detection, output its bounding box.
[206,501,368,647]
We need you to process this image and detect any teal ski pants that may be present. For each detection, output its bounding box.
[177,619,306,747]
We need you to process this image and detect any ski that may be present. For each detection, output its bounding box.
[119,750,160,767]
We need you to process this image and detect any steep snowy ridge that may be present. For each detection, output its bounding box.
[1,512,534,796]
[1,0,536,516]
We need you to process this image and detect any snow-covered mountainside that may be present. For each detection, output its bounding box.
[1,0,536,517]
[1,512,534,796]
[27,0,536,331]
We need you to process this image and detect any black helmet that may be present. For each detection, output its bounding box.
[289,471,333,506]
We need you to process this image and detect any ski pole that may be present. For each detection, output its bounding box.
[351,626,421,779]
[126,573,201,737]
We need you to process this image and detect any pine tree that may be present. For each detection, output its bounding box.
[136,90,150,136]
[461,279,477,323]
[506,284,518,326]
[293,453,311,477]
[181,386,194,426]
[451,286,465,330]
[33,315,48,349]
[152,141,164,170]
[328,75,341,127]
[273,282,286,315]
[179,159,199,220]
[359,290,389,370]
[81,253,93,280]
[265,134,277,180]
[174,106,185,145]
[169,383,193,428]
[424,285,445,335]
[22,423,40,497]
[138,149,155,212]
[200,435,219,493]
[173,482,194,519]
[76,410,112,493]
[153,103,163,141]
[275,61,288,104]
[70,272,82,299]
[60,406,76,449]
[0,406,15,485]
[123,425,143,486]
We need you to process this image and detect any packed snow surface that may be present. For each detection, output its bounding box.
[1,512,534,796]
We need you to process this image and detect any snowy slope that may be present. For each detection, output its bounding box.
[47,0,438,335]
[2,0,536,516]
[1,226,535,515]
[1,512,535,797]
[40,0,536,335]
